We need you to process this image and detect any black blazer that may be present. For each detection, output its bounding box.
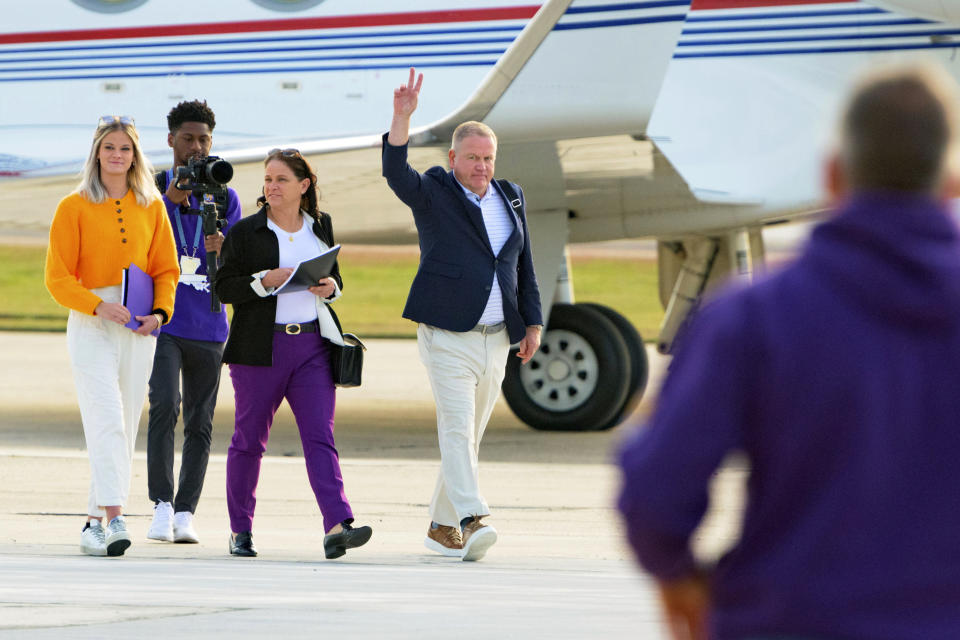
[381,134,542,343]
[214,206,342,366]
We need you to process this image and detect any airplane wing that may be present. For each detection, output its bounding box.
[225,0,690,154]
[648,0,960,213]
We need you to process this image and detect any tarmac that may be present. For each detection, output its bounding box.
[0,331,746,639]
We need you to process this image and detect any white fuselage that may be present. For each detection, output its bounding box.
[1,1,543,172]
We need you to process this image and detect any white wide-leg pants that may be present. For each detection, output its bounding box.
[67,286,156,517]
[417,324,510,527]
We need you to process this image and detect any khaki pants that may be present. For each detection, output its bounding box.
[417,324,510,527]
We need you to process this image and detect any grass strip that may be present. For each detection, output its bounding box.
[0,245,663,340]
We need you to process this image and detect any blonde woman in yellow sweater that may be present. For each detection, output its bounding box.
[45,116,179,557]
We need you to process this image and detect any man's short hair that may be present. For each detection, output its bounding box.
[166,99,216,134]
[451,121,497,152]
[841,63,959,192]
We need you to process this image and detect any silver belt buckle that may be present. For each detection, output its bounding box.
[285,323,301,335]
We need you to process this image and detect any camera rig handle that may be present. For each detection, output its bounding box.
[200,202,222,313]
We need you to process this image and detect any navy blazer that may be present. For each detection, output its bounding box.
[381,134,543,344]
[213,207,342,366]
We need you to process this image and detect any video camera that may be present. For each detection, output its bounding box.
[175,155,233,193]
[175,155,234,312]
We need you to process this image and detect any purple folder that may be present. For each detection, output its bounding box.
[121,262,160,337]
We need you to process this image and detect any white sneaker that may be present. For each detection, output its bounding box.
[80,521,106,557]
[461,517,497,562]
[105,515,131,557]
[173,511,199,543]
[147,501,174,542]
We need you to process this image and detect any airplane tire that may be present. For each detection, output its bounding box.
[502,303,632,431]
[581,303,648,431]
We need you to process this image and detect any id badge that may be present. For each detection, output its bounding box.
[180,255,201,276]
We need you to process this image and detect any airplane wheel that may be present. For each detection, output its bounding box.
[581,303,648,431]
[502,303,631,431]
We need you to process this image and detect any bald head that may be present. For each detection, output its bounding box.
[839,63,959,193]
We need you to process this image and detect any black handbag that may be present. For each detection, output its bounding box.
[330,333,366,387]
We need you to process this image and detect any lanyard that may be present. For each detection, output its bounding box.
[171,170,202,257]
[174,208,203,258]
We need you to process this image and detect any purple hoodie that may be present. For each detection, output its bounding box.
[618,191,960,640]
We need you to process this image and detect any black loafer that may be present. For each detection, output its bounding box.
[323,522,372,559]
[229,531,257,557]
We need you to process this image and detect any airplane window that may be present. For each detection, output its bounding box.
[250,0,326,11]
[71,0,148,12]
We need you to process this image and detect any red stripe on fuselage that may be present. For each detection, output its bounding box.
[0,6,541,45]
[692,0,856,9]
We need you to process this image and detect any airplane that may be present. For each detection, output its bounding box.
[2,0,959,432]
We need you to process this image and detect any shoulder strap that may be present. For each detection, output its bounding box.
[496,179,523,215]
[155,170,168,193]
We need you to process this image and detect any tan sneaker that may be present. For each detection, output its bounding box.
[461,516,497,562]
[425,523,463,557]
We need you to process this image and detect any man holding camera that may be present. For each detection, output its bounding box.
[147,100,241,543]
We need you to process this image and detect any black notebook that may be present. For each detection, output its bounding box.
[274,244,340,294]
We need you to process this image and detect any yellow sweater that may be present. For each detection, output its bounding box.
[45,190,179,319]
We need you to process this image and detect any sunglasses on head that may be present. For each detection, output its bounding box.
[99,115,134,126]
[269,148,301,158]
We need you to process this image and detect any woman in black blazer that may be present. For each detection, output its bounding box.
[214,148,371,559]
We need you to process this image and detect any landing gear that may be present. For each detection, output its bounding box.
[502,302,647,431]
[581,303,648,430]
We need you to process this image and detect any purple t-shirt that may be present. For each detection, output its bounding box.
[160,171,242,343]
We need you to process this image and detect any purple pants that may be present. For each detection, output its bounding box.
[227,331,352,534]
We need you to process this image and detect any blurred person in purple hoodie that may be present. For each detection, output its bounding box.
[617,63,960,640]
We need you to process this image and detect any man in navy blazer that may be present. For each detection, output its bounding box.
[383,68,543,561]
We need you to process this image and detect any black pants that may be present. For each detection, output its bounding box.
[147,332,224,514]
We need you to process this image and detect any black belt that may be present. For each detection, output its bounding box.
[274,322,318,335]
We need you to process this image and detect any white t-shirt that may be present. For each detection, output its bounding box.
[268,214,325,324]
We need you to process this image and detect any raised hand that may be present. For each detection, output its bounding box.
[393,67,423,119]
